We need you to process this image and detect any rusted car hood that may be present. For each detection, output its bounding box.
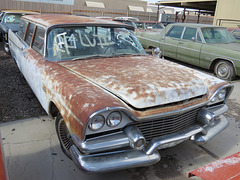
[59,55,223,109]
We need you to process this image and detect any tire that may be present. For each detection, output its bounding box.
[214,60,236,81]
[151,47,162,58]
[56,114,73,159]
[3,41,10,55]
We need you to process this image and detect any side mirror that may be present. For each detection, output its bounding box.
[191,37,196,42]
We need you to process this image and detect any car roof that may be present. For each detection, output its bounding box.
[1,10,38,14]
[22,14,134,29]
[167,23,225,29]
[136,21,160,23]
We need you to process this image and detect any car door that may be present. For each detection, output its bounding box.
[177,27,203,65]
[22,24,50,110]
[163,26,184,58]
[8,19,28,72]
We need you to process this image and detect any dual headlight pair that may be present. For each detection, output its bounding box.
[209,85,233,105]
[88,111,122,131]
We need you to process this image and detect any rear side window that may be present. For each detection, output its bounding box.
[25,23,35,45]
[18,20,28,39]
[32,26,45,55]
[0,13,4,22]
[183,27,197,40]
[167,26,184,39]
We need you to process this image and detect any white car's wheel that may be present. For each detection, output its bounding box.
[56,115,73,159]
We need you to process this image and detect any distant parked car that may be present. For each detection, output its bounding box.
[113,18,137,29]
[228,28,240,41]
[137,23,240,80]
[135,21,165,32]
[0,10,38,53]
[9,14,233,173]
[96,16,138,30]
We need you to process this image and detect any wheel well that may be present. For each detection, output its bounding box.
[49,102,59,118]
[210,59,235,72]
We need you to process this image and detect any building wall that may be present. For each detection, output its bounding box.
[71,0,147,11]
[16,0,74,5]
[214,0,240,28]
[0,0,156,21]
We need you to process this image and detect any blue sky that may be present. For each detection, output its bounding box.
[146,0,158,3]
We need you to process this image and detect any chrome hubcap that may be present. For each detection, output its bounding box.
[58,119,72,151]
[152,47,161,57]
[218,64,228,77]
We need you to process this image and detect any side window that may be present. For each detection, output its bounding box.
[25,23,35,45]
[167,26,184,39]
[32,26,45,55]
[17,20,28,40]
[183,27,197,40]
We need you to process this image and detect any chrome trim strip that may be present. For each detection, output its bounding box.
[191,115,229,142]
[70,145,161,173]
[208,84,234,105]
[72,132,129,154]
[144,125,204,155]
[137,35,162,44]
[177,45,201,53]
[197,104,228,125]
[201,50,240,62]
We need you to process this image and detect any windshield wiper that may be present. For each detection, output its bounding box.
[112,53,146,57]
[72,54,111,61]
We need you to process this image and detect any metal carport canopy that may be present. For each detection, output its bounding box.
[156,0,217,11]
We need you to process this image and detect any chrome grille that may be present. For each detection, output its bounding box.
[136,108,201,142]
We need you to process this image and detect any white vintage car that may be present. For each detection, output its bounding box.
[8,14,233,173]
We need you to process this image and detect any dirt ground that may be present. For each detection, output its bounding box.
[0,46,46,123]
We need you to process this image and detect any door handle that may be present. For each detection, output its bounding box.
[23,51,27,57]
[20,45,26,51]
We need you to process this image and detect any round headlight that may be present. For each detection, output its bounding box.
[106,112,122,127]
[88,115,105,131]
[218,89,226,100]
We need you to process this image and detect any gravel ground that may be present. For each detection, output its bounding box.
[0,45,46,123]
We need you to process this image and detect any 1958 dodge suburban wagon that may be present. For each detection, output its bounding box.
[9,14,233,173]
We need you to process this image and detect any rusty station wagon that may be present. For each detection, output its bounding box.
[8,14,233,173]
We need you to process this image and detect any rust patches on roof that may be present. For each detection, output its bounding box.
[22,14,128,28]
[1,10,39,14]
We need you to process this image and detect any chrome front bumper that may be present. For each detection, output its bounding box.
[70,105,229,173]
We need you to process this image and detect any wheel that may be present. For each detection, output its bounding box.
[0,33,2,42]
[214,60,236,81]
[3,41,10,55]
[56,115,73,159]
[151,47,162,58]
